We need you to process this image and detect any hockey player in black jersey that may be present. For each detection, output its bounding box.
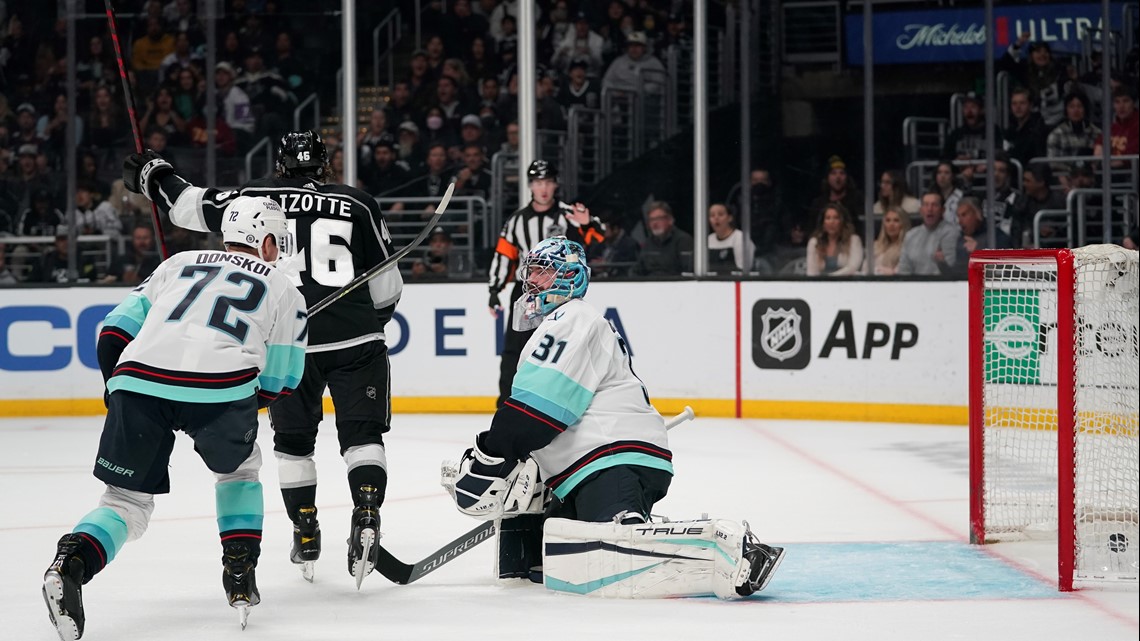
[123,130,398,588]
[487,160,606,407]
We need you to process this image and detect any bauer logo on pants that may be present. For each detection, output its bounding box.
[753,299,811,370]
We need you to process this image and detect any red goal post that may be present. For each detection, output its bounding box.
[968,246,1139,592]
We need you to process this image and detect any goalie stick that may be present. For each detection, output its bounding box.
[375,406,697,584]
[307,181,455,317]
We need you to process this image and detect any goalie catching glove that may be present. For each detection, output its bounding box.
[448,434,521,521]
[123,150,174,201]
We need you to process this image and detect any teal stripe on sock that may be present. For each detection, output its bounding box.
[73,507,128,563]
[216,481,264,533]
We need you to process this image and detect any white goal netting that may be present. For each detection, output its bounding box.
[979,245,1139,583]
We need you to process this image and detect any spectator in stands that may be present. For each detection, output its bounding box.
[1047,92,1100,163]
[897,192,959,275]
[872,169,919,219]
[433,75,468,129]
[592,211,639,279]
[185,107,237,156]
[365,135,410,204]
[1125,228,1139,251]
[421,105,461,153]
[407,143,453,218]
[534,70,567,130]
[947,196,1011,277]
[407,50,435,110]
[457,114,488,155]
[1013,163,1066,246]
[359,109,392,168]
[171,67,202,121]
[599,0,629,63]
[35,93,83,161]
[164,0,202,42]
[214,61,256,152]
[132,17,175,74]
[218,29,245,69]
[1093,87,1139,166]
[657,12,691,56]
[1003,86,1048,166]
[1001,36,1067,127]
[931,161,965,225]
[806,203,862,276]
[410,226,456,281]
[0,234,19,284]
[558,58,600,111]
[76,34,115,93]
[442,58,478,107]
[1065,160,1096,195]
[396,120,425,168]
[388,82,418,130]
[979,152,1024,246]
[139,87,187,146]
[943,93,999,161]
[11,102,39,152]
[74,182,121,237]
[489,1,540,43]
[466,36,497,86]
[633,200,693,276]
[28,229,98,283]
[453,142,493,197]
[16,189,64,237]
[552,11,605,75]
[744,168,791,264]
[102,224,159,285]
[868,206,910,276]
[808,155,865,228]
[443,0,489,60]
[8,145,49,212]
[272,31,310,96]
[707,203,755,273]
[425,34,447,78]
[602,31,665,94]
[158,31,199,86]
[238,48,293,142]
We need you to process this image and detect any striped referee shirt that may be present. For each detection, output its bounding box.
[488,200,605,293]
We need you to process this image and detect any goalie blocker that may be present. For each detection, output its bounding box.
[542,517,785,600]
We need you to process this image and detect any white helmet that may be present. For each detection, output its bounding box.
[221,196,292,263]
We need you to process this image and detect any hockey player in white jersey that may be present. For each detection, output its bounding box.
[447,236,784,599]
[41,197,308,640]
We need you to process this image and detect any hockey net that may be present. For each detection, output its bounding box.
[969,245,1139,591]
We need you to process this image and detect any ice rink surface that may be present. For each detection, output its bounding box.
[2,414,1137,641]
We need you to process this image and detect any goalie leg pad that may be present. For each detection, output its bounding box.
[542,517,783,600]
[496,514,545,581]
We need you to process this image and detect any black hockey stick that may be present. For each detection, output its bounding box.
[373,408,696,585]
[104,0,170,260]
[376,519,497,584]
[307,181,455,317]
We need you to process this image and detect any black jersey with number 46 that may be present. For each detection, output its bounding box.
[150,173,402,352]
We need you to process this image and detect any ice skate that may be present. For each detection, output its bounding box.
[42,534,87,641]
[736,521,785,596]
[222,542,260,629]
[290,505,321,582]
[347,484,382,589]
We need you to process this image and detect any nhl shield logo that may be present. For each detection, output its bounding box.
[760,308,802,362]
[753,299,812,370]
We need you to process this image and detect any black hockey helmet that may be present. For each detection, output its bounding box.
[526,159,558,183]
[276,130,328,179]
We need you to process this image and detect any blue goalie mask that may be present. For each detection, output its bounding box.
[512,236,590,331]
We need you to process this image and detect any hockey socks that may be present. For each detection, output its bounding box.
[71,507,127,576]
[216,480,264,559]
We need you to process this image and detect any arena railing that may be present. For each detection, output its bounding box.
[293,93,320,132]
[902,117,948,164]
[372,9,403,89]
[376,195,488,274]
[1026,155,1140,193]
[905,158,1023,200]
[2,235,124,283]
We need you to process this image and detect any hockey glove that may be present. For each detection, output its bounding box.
[452,433,520,521]
[123,150,173,201]
[488,290,503,316]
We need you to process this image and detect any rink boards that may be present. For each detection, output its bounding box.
[0,281,970,422]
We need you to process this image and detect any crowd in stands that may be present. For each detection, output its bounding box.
[2,2,1137,285]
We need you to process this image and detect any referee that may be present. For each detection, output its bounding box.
[488,160,605,407]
